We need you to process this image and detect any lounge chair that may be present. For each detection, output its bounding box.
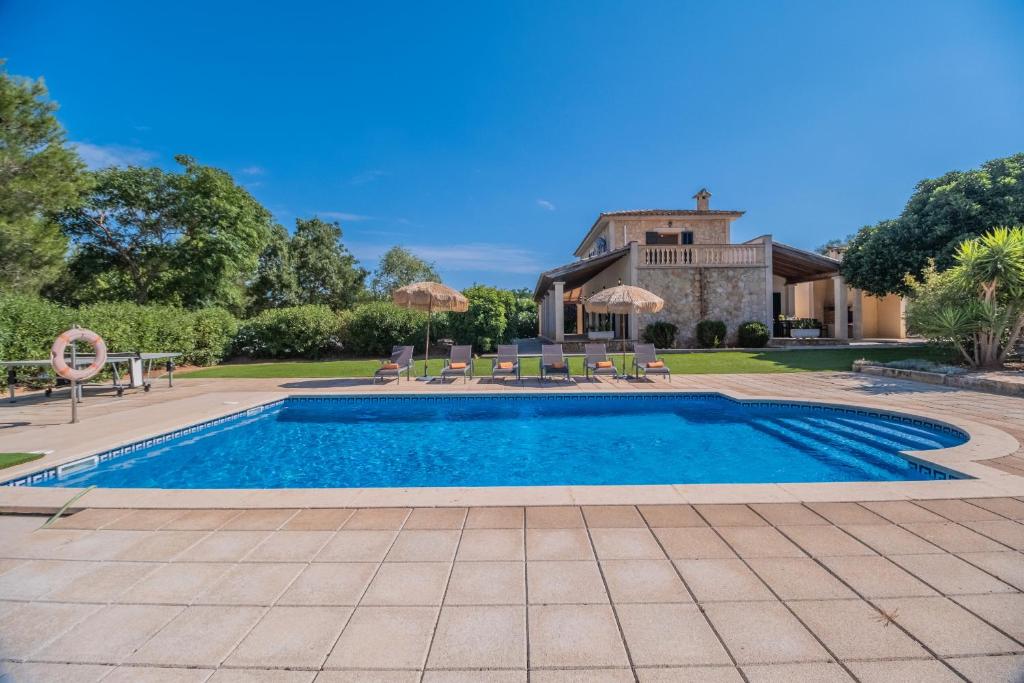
[374,345,414,383]
[440,345,473,383]
[541,344,572,382]
[584,343,618,381]
[632,343,671,382]
[491,344,521,383]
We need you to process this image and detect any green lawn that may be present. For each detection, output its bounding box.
[0,453,44,470]
[179,347,953,379]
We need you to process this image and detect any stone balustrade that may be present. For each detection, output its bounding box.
[638,244,765,267]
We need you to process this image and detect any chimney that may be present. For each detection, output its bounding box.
[693,188,711,211]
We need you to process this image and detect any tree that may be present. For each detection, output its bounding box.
[446,285,509,352]
[56,156,274,310]
[370,246,440,298]
[247,223,298,314]
[905,227,1024,368]
[289,217,367,310]
[816,237,850,256]
[0,64,88,294]
[842,154,1024,296]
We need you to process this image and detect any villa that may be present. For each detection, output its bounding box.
[534,189,908,346]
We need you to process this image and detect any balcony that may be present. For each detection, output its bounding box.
[638,244,765,268]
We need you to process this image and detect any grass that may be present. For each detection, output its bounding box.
[0,453,44,470]
[179,347,955,379]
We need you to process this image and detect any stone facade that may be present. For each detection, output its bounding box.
[618,218,730,248]
[636,266,769,346]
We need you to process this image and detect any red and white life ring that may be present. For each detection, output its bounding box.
[50,328,107,382]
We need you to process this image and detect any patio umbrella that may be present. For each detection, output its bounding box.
[392,281,469,379]
[585,282,664,377]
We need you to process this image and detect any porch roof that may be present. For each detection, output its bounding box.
[532,246,630,302]
[772,241,841,284]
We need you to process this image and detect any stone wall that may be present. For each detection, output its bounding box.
[636,266,768,347]
[619,218,730,247]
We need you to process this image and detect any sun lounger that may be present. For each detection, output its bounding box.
[491,344,521,383]
[584,343,618,380]
[441,345,473,383]
[374,345,414,383]
[541,344,572,382]
[632,343,671,381]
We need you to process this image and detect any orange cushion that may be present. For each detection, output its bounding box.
[595,360,613,368]
[449,362,467,369]
[646,360,664,368]
[550,362,565,369]
[497,361,514,369]
[381,363,400,370]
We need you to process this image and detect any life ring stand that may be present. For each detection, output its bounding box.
[51,327,107,382]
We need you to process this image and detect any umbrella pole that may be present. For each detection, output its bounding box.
[621,315,628,379]
[424,304,431,378]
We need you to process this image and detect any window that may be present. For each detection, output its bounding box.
[645,231,679,245]
[681,231,694,245]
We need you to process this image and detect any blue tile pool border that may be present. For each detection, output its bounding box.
[1,393,971,487]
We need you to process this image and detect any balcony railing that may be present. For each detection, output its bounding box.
[638,244,765,267]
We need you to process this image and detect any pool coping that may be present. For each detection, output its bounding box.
[0,387,1021,511]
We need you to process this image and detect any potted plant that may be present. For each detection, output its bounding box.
[791,318,821,338]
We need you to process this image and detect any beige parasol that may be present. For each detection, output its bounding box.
[585,282,664,376]
[393,281,469,378]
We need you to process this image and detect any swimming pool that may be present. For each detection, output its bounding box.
[11,394,968,489]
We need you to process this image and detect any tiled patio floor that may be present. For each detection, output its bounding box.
[2,499,1022,682]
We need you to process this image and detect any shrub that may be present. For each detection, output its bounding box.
[447,285,509,352]
[0,295,72,386]
[695,319,727,348]
[737,320,769,348]
[345,301,427,356]
[189,308,239,365]
[234,305,343,358]
[641,321,678,349]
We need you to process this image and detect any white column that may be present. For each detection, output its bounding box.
[763,237,774,336]
[575,304,584,335]
[553,282,565,343]
[851,288,863,339]
[833,275,848,339]
[898,297,908,338]
[785,284,796,317]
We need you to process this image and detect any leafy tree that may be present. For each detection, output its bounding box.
[905,227,1024,368]
[56,156,274,310]
[0,64,88,294]
[290,217,367,309]
[843,154,1024,296]
[370,246,440,298]
[247,223,299,314]
[446,285,516,352]
[506,287,538,339]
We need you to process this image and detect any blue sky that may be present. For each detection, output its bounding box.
[3,1,1023,289]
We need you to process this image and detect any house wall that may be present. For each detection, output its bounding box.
[861,294,880,337]
[615,217,731,249]
[874,294,905,338]
[635,266,768,346]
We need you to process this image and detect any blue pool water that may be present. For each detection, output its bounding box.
[25,394,967,489]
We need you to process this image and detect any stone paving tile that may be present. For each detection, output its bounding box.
[0,559,97,600]
[637,504,706,528]
[361,561,451,606]
[839,523,945,554]
[403,507,467,529]
[211,669,316,682]
[2,528,89,560]
[526,528,595,560]
[42,561,159,602]
[120,562,234,605]
[422,670,525,682]
[128,605,265,667]
[745,557,855,600]
[114,530,209,561]
[49,507,130,529]
[283,508,355,531]
[787,598,929,660]
[527,604,629,668]
[703,600,830,664]
[0,601,101,659]
[817,555,938,598]
[652,527,736,559]
[425,605,526,669]
[195,562,305,605]
[589,528,665,560]
[749,503,828,526]
[385,529,461,562]
[225,605,352,668]
[0,662,113,682]
[456,528,524,561]
[174,530,271,562]
[53,529,152,561]
[325,605,437,669]
[582,505,646,528]
[845,659,961,683]
[526,506,585,528]
[957,551,1024,590]
[464,506,524,529]
[859,500,947,523]
[674,559,775,602]
[716,526,807,558]
[889,553,1018,595]
[161,509,242,531]
[102,508,187,530]
[36,603,183,664]
[805,502,889,525]
[953,593,1024,641]
[600,559,691,603]
[278,562,378,606]
[320,672,419,683]
[872,596,1021,657]
[635,667,742,682]
[694,504,766,526]
[527,560,608,604]
[617,603,731,666]
[966,496,1024,520]
[915,499,1005,521]
[741,662,854,682]
[244,530,335,562]
[104,666,213,682]
[342,507,410,530]
[902,522,1010,553]
[220,508,298,530]
[777,525,876,557]
[314,530,398,562]
[962,519,1024,550]
[445,561,525,605]
[946,654,1024,682]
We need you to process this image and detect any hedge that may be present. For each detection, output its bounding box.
[344,301,427,357]
[737,320,769,348]
[696,319,727,348]
[233,305,344,358]
[642,321,678,349]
